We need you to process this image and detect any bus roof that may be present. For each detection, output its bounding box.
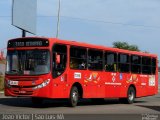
[8,37,157,58]
[49,38,157,58]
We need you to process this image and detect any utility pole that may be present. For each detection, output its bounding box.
[56,0,61,38]
[22,30,26,37]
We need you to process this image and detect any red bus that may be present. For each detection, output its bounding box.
[5,37,158,107]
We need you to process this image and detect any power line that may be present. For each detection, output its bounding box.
[0,15,160,29]
[60,16,160,29]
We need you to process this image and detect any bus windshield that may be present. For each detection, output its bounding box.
[6,50,50,75]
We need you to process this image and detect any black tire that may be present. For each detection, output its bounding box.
[68,86,79,107]
[119,87,135,104]
[31,97,43,105]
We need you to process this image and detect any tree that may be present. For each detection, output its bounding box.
[113,41,140,51]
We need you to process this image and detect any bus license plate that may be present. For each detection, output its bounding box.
[9,81,19,85]
[19,91,26,94]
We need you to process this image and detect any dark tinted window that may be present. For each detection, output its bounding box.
[118,54,129,63]
[88,49,103,71]
[152,58,156,74]
[131,55,141,74]
[131,55,141,64]
[105,52,117,72]
[142,57,151,74]
[70,47,87,70]
[118,54,130,72]
[152,58,156,66]
[142,57,151,65]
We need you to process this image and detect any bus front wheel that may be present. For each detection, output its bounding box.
[68,86,79,107]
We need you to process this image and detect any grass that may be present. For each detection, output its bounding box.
[0,75,4,91]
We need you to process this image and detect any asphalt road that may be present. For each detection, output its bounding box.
[0,93,159,120]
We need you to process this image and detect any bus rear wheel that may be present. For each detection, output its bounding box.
[119,87,135,104]
[68,86,79,107]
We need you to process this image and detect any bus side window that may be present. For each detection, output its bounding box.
[152,58,156,74]
[142,57,151,74]
[131,55,141,74]
[70,46,87,70]
[118,53,130,73]
[105,52,117,72]
[88,49,103,71]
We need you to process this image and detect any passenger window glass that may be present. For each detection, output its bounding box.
[88,49,103,71]
[131,55,141,74]
[105,52,117,72]
[142,57,151,74]
[152,58,156,74]
[118,54,130,72]
[70,47,87,70]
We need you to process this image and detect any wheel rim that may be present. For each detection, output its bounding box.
[128,91,134,101]
[72,90,78,103]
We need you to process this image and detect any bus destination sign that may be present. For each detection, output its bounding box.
[8,39,49,48]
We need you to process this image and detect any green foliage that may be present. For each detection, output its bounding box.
[113,41,140,51]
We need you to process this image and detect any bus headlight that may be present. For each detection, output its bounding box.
[33,79,50,90]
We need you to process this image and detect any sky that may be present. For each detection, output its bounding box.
[0,0,160,58]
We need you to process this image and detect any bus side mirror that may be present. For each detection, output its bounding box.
[56,54,60,64]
